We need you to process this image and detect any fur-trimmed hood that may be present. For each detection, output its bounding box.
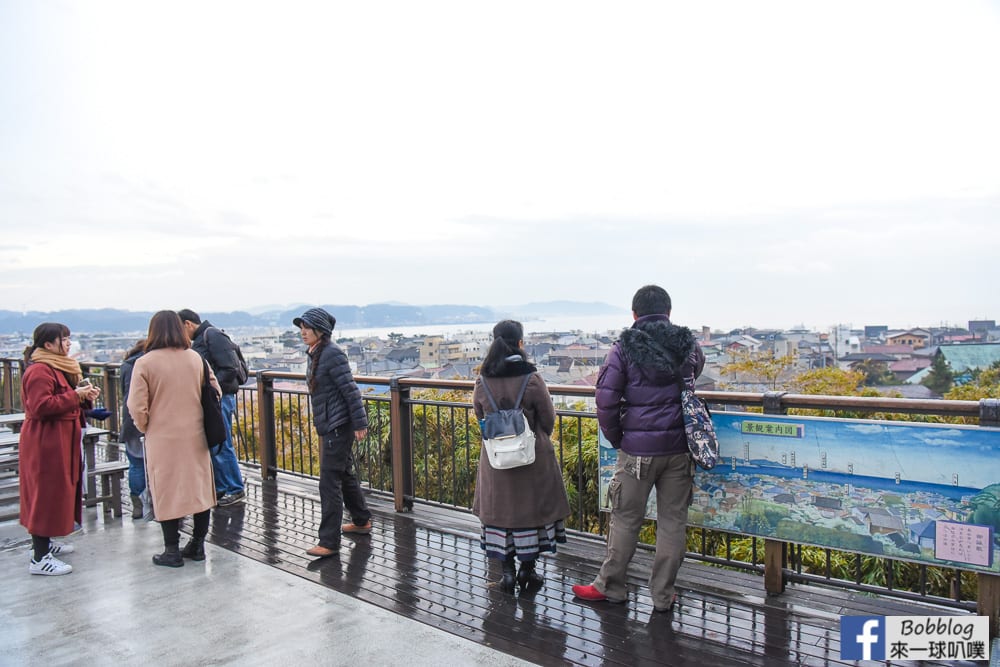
[618,314,696,375]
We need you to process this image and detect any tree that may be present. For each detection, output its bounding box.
[921,351,954,394]
[942,361,1000,424]
[853,359,896,386]
[945,361,1000,401]
[720,350,796,390]
[791,367,865,396]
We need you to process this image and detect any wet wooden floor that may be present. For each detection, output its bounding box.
[194,475,980,666]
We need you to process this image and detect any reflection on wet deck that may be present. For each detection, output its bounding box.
[198,476,978,667]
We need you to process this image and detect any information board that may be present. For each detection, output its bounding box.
[598,412,1000,573]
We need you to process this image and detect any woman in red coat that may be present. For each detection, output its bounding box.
[20,323,101,576]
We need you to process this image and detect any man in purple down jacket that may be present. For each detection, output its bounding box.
[572,284,705,612]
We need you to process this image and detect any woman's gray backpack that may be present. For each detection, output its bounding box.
[478,374,536,469]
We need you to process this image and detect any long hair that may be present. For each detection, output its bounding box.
[23,322,71,365]
[480,320,527,377]
[144,311,190,351]
[124,339,147,360]
[306,333,332,393]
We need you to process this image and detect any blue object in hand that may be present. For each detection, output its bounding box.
[89,408,112,421]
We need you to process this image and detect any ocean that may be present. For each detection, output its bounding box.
[335,313,631,340]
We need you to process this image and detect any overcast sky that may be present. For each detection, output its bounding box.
[1,1,998,332]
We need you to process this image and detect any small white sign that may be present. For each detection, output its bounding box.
[935,520,994,567]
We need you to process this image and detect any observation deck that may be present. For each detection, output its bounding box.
[1,361,997,665]
[0,469,984,666]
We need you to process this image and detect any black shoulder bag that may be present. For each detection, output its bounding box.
[200,358,228,454]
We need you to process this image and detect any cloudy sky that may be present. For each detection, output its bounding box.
[1,1,998,332]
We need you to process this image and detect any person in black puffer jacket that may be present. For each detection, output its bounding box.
[294,308,371,559]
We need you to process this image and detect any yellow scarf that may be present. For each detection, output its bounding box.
[30,348,83,387]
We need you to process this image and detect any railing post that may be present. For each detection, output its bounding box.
[1,359,13,413]
[763,391,788,595]
[764,541,786,595]
[257,371,277,480]
[103,365,121,437]
[979,573,1000,640]
[390,378,414,512]
[980,398,1000,427]
[762,391,787,415]
[979,399,1000,638]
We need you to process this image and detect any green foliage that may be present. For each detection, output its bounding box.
[922,351,954,394]
[969,484,1000,533]
[853,359,896,386]
[736,498,789,534]
[776,520,884,553]
[410,388,480,507]
[720,350,796,390]
[946,363,1000,401]
[791,366,865,396]
[553,410,602,532]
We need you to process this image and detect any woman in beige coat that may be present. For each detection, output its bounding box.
[127,311,220,568]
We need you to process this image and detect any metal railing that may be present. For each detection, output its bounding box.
[3,358,998,623]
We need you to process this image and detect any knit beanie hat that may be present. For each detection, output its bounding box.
[293,307,336,336]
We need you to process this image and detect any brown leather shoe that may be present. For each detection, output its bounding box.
[342,521,372,535]
[306,545,338,557]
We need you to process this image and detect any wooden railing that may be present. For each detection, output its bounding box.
[3,358,998,636]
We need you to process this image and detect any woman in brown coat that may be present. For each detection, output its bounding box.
[472,320,571,593]
[20,323,101,575]
[127,311,220,567]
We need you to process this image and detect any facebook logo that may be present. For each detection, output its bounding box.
[841,616,885,660]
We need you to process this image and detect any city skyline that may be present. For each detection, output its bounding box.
[0,303,993,340]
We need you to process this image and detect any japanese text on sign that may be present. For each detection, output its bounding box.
[935,521,994,568]
[741,420,804,438]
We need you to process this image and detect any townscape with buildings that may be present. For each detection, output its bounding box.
[2,318,998,402]
[3,315,998,570]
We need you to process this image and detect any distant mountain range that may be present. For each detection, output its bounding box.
[0,301,625,334]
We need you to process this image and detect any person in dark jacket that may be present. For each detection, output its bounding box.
[295,308,372,558]
[572,285,705,612]
[120,339,148,519]
[473,320,570,594]
[178,309,246,506]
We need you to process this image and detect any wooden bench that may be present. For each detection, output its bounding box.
[0,476,19,523]
[0,427,129,519]
[0,413,25,433]
[86,458,130,518]
[0,451,17,474]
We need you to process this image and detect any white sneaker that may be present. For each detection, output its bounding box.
[26,541,75,556]
[49,541,75,555]
[29,553,73,576]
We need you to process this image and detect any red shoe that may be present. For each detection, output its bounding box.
[572,584,625,603]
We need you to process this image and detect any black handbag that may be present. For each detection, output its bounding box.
[200,358,227,453]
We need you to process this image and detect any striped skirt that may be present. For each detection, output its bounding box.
[480,520,567,561]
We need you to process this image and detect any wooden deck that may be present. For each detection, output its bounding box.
[192,473,982,666]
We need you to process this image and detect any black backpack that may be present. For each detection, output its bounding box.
[211,328,250,385]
